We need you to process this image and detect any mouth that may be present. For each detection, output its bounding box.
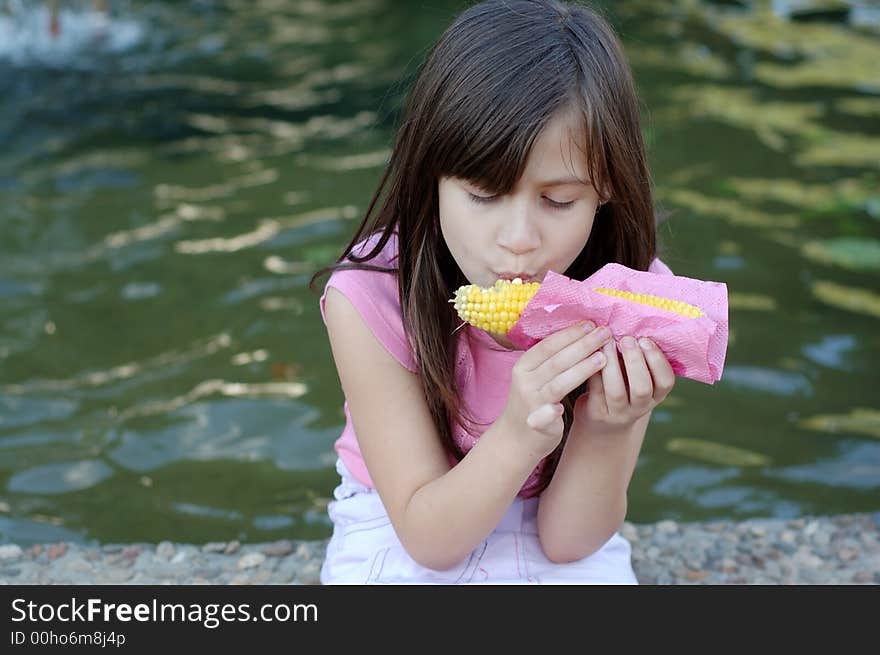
[494,271,537,283]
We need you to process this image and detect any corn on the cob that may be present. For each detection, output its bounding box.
[451,278,705,335]
[451,277,541,334]
[592,288,705,318]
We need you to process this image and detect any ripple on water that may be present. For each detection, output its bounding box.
[720,365,813,397]
[770,442,880,491]
[0,394,79,429]
[802,334,858,371]
[7,459,114,494]
[0,515,87,545]
[252,515,294,530]
[0,5,144,69]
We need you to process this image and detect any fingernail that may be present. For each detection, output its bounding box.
[582,320,596,332]
[592,351,606,365]
[639,338,653,351]
[597,326,611,341]
[621,336,638,350]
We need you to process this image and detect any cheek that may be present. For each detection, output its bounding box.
[552,216,595,266]
[438,196,481,269]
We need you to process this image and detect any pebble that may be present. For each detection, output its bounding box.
[0,544,22,559]
[156,541,175,560]
[237,552,266,569]
[0,513,877,584]
[263,540,294,557]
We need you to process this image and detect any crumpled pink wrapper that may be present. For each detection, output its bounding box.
[506,264,729,384]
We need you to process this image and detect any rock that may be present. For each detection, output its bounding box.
[156,541,175,560]
[0,544,23,559]
[192,567,221,580]
[103,569,133,583]
[837,547,858,562]
[263,540,294,557]
[224,540,241,555]
[853,571,873,583]
[47,543,68,560]
[299,561,322,584]
[656,520,678,534]
[203,542,227,553]
[238,552,266,570]
[121,546,141,560]
[620,522,638,542]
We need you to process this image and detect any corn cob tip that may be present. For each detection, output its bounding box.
[452,277,541,335]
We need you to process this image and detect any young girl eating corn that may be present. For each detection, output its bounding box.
[311,0,677,584]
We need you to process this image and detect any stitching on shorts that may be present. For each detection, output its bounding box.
[365,547,389,583]
[520,538,536,584]
[372,547,390,583]
[514,533,523,579]
[461,541,488,584]
[342,517,391,536]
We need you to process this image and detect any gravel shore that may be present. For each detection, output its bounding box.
[1,513,877,585]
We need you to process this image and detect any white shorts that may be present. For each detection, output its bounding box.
[320,459,638,585]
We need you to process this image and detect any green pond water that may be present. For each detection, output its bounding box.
[0,0,878,546]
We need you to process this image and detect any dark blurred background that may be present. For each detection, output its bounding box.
[0,0,878,546]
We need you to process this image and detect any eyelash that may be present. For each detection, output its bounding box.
[467,193,575,210]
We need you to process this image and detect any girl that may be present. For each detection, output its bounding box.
[311,0,676,584]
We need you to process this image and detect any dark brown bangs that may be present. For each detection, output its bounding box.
[434,108,550,195]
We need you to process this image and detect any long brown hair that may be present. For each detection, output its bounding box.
[311,0,656,495]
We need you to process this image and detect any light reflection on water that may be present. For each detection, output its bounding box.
[0,0,877,545]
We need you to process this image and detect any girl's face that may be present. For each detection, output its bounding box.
[438,110,603,344]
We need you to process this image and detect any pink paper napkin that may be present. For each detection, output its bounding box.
[506,264,729,384]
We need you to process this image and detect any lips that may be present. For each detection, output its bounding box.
[495,271,536,283]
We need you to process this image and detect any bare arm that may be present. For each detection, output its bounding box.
[537,336,675,563]
[537,413,649,562]
[325,287,540,570]
[324,288,611,570]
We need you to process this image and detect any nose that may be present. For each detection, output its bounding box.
[496,203,540,255]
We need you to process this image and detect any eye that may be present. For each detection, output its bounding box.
[543,197,575,210]
[468,192,499,205]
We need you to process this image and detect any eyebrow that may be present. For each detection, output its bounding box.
[538,177,592,187]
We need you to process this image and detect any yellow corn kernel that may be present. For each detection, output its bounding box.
[451,278,541,334]
[592,287,704,318]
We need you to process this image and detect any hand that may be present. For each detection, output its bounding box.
[498,321,613,460]
[574,336,675,436]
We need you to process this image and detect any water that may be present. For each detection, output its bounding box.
[0,0,878,546]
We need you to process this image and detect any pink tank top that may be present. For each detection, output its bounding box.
[319,231,673,497]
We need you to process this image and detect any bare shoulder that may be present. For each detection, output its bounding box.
[323,287,451,517]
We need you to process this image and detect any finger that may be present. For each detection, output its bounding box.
[638,338,676,402]
[619,336,654,407]
[539,349,607,403]
[520,320,596,372]
[533,325,613,387]
[600,340,628,414]
[526,403,564,430]
[587,370,607,415]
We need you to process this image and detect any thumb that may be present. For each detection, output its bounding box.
[526,403,564,430]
